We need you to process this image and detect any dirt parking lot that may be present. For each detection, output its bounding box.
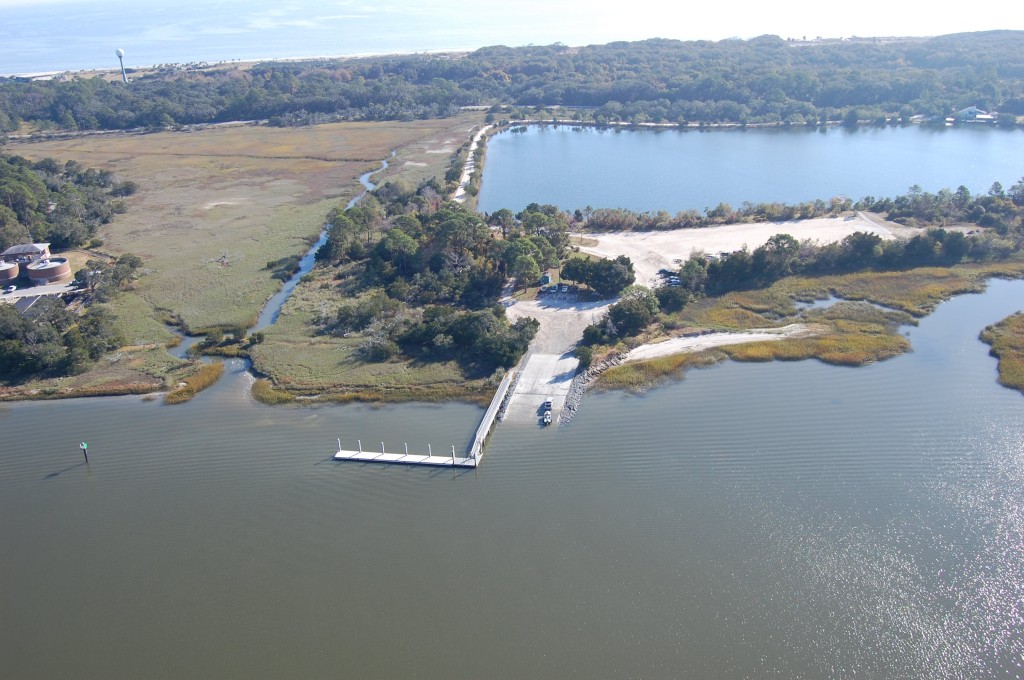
[578,214,908,287]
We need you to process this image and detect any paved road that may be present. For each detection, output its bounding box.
[1,281,76,304]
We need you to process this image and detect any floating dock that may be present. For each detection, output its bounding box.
[333,367,518,469]
[334,441,477,468]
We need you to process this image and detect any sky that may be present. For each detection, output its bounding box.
[0,0,1017,41]
[1,0,1021,75]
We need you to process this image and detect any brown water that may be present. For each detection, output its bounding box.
[2,279,1023,678]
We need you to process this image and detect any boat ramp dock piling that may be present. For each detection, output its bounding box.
[334,439,478,468]
[333,367,518,469]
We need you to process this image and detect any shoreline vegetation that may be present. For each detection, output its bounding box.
[1,116,484,402]
[980,313,1024,395]
[2,153,1023,402]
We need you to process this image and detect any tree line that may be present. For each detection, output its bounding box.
[2,31,1022,133]
[676,180,1024,297]
[1,154,132,251]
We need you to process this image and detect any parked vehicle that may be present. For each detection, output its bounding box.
[4,285,15,294]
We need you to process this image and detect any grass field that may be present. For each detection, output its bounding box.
[9,115,483,334]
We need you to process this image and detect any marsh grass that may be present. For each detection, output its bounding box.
[598,351,726,392]
[980,313,1024,394]
[771,261,1024,316]
[10,115,483,335]
[107,293,179,347]
[247,269,492,399]
[164,362,225,404]
[250,379,296,405]
[723,325,911,366]
[672,296,780,329]
[3,116,487,401]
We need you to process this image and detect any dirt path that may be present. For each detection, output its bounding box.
[453,124,492,203]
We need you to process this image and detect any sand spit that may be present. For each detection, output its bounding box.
[559,324,820,423]
[623,323,816,363]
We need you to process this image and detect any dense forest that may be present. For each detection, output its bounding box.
[312,181,633,373]
[2,31,1023,133]
[0,154,132,250]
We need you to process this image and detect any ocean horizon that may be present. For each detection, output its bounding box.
[0,0,666,76]
[4,0,1012,77]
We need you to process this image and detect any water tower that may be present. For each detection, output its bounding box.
[116,48,128,83]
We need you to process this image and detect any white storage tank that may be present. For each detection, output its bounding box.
[26,258,72,285]
[0,260,18,284]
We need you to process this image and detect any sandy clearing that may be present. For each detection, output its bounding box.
[623,323,817,364]
[505,296,612,354]
[499,213,882,420]
[579,214,902,288]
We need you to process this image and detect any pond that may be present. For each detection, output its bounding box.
[476,124,1024,214]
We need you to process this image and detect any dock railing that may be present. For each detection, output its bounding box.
[468,368,517,460]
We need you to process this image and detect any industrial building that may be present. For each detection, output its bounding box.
[0,243,73,285]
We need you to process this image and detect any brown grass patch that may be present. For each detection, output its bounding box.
[250,379,296,405]
[980,313,1024,394]
[164,362,225,404]
[597,350,726,392]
